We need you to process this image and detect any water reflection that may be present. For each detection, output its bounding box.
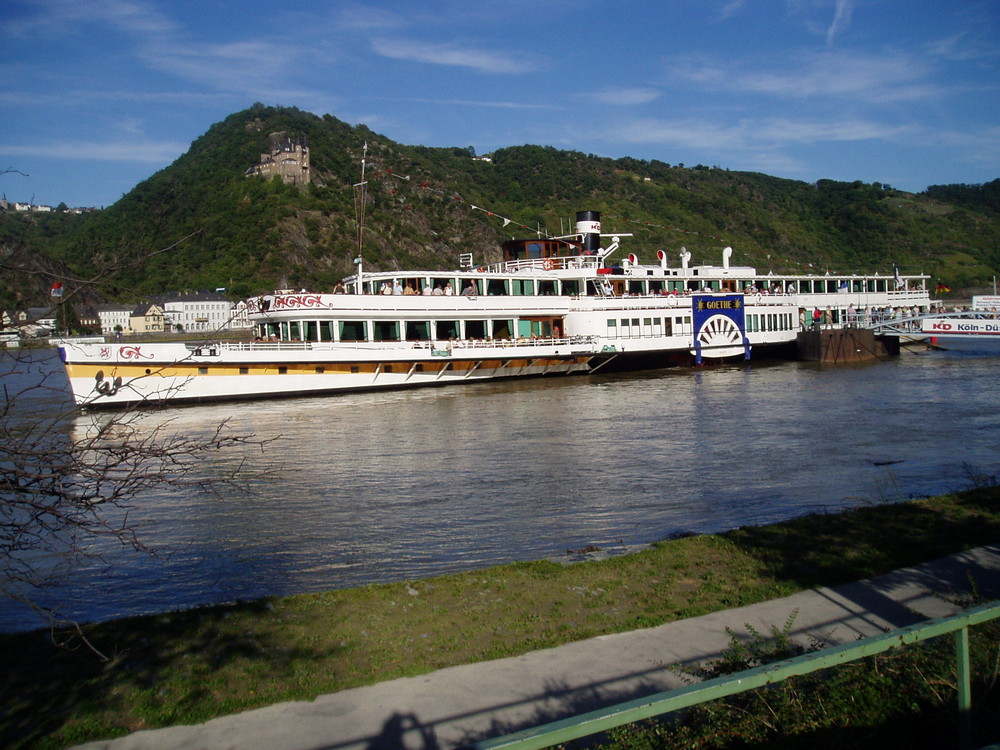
[2,349,998,631]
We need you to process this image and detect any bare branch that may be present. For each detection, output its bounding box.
[1,187,275,653]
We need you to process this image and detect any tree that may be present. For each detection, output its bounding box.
[0,225,270,657]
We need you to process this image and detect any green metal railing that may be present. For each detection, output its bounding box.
[473,600,1000,750]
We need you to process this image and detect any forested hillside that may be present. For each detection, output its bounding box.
[2,104,998,309]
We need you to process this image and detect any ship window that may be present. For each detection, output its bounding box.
[504,243,525,261]
[493,320,513,339]
[373,321,399,341]
[339,320,367,341]
[527,242,543,258]
[350,365,360,373]
[466,320,487,339]
[538,280,556,296]
[239,366,249,374]
[384,365,393,373]
[320,321,335,341]
[628,280,644,295]
[288,321,301,340]
[435,320,459,340]
[315,366,325,373]
[278,366,287,374]
[561,280,580,296]
[663,317,673,336]
[431,278,453,294]
[607,319,617,337]
[643,318,653,336]
[486,279,508,296]
[198,367,208,375]
[405,321,431,340]
[512,279,534,295]
[415,364,424,372]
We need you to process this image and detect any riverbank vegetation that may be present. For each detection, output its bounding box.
[2,486,998,749]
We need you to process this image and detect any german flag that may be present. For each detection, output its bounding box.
[935,283,952,293]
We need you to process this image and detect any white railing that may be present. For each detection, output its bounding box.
[499,256,602,273]
[219,337,599,353]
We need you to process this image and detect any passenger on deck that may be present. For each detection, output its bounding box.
[462,283,476,295]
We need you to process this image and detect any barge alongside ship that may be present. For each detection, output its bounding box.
[58,211,932,407]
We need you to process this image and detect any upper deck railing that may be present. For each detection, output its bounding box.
[215,336,599,354]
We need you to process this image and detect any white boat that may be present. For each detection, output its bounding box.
[58,211,932,407]
[921,313,1000,352]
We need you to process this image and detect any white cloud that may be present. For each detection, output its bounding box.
[615,115,906,152]
[398,97,561,111]
[588,88,661,106]
[6,0,175,37]
[371,38,536,74]
[826,0,853,45]
[141,39,301,93]
[0,139,188,164]
[336,5,407,32]
[718,0,748,21]
[669,49,941,103]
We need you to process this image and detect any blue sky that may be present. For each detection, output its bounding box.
[2,0,998,208]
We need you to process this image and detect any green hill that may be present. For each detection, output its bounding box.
[2,104,998,310]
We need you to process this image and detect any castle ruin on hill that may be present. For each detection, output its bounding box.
[245,131,310,186]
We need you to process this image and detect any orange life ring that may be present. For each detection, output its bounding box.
[543,259,554,270]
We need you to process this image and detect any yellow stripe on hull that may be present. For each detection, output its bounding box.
[64,355,595,407]
[64,357,577,379]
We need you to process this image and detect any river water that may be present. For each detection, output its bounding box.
[2,347,998,632]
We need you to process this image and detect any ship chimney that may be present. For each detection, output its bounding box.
[722,246,732,270]
[576,210,601,254]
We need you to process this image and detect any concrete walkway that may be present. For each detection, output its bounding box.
[76,544,1000,750]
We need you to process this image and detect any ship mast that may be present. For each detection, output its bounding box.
[353,141,368,294]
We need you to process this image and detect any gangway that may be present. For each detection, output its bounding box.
[866,309,1000,350]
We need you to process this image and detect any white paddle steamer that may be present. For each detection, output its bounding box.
[58,211,932,407]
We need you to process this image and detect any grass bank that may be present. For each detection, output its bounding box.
[3,487,999,749]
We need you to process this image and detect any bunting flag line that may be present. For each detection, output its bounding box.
[363,149,736,249]
[604,213,729,245]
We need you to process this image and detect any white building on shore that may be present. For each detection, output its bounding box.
[96,304,134,334]
[157,292,233,333]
